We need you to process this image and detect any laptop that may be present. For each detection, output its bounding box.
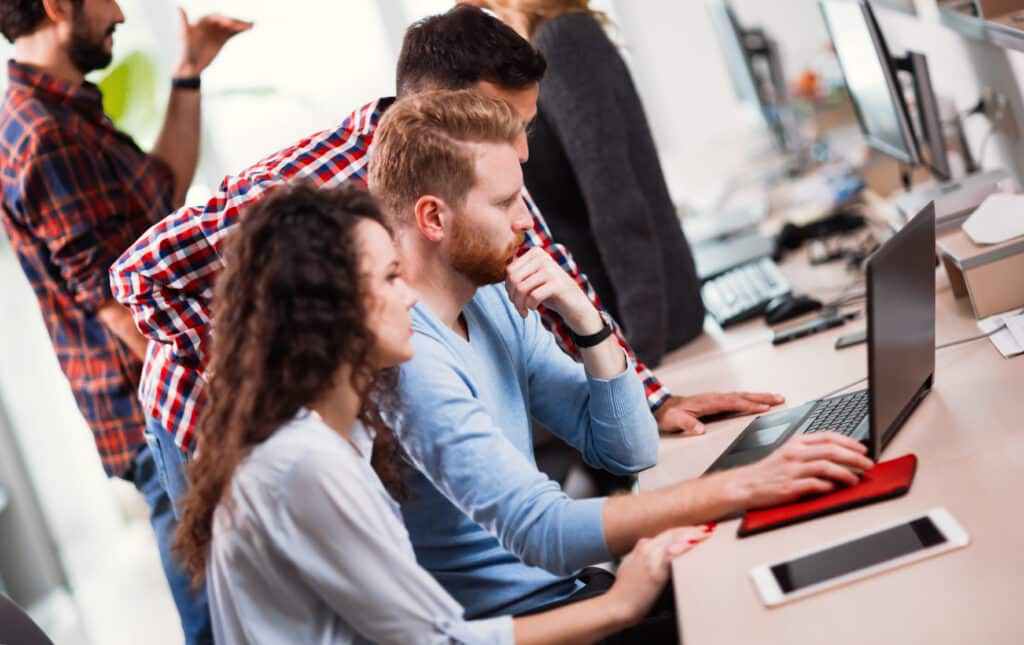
[705,203,936,473]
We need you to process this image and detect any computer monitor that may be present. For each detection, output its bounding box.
[707,0,799,153]
[818,0,951,182]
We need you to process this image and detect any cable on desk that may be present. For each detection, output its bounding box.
[815,324,1007,400]
[936,323,1006,350]
[820,274,866,311]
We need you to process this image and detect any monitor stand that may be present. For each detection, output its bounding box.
[892,168,1010,231]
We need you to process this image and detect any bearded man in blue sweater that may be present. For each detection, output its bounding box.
[368,89,874,621]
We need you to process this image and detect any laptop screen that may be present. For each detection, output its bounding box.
[867,204,936,458]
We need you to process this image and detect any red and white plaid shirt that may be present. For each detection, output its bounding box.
[110,98,670,451]
[1,61,175,476]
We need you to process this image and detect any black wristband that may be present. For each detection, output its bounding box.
[171,76,201,91]
[568,319,613,349]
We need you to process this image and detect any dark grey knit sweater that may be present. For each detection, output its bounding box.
[525,13,704,366]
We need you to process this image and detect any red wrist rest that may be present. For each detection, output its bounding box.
[738,453,918,538]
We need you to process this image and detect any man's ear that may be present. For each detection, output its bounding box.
[413,195,448,243]
[41,0,73,24]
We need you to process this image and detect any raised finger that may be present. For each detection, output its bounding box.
[203,14,253,29]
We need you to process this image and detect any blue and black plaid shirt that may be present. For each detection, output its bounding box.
[0,60,175,477]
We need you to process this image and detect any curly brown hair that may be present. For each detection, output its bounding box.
[173,182,407,588]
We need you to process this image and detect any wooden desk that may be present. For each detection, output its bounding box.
[640,240,1024,644]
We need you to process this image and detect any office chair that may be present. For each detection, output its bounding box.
[0,594,55,645]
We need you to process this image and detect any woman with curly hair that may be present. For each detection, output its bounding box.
[172,182,708,644]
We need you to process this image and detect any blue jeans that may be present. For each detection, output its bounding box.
[137,417,212,644]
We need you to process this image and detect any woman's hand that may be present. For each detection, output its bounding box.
[604,524,714,625]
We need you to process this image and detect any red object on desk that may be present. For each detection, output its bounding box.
[739,453,918,538]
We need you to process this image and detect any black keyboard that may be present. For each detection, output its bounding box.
[805,389,869,436]
[701,257,791,328]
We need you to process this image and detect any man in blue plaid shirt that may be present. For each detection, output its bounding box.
[0,1,249,643]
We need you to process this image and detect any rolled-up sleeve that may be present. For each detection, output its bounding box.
[13,128,130,311]
[279,451,514,645]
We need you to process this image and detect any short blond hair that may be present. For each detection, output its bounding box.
[368,89,523,227]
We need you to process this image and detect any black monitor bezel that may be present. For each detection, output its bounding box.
[707,0,763,108]
[707,0,799,153]
[818,0,922,167]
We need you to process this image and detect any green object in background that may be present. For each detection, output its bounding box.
[96,50,162,147]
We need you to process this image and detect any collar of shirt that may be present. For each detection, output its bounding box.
[7,59,106,122]
[301,408,375,462]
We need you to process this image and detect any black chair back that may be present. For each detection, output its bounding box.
[0,594,55,645]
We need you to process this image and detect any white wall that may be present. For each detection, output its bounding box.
[607,0,1024,204]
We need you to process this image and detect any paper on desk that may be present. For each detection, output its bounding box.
[962,194,1024,245]
[978,308,1024,357]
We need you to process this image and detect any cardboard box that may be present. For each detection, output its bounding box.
[973,0,1024,18]
[938,228,1024,318]
[974,0,1024,29]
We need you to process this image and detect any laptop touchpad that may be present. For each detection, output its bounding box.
[733,423,791,451]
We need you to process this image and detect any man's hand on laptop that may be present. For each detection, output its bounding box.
[727,432,874,509]
[506,247,602,334]
[655,392,786,435]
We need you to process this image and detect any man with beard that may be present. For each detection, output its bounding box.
[0,1,249,642]
[368,90,874,632]
[110,7,785,522]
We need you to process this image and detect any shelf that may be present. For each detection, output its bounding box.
[937,5,1024,53]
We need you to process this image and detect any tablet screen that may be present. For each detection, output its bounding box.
[770,516,946,593]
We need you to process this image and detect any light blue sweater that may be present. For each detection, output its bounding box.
[396,284,658,617]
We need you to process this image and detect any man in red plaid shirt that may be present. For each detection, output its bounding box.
[0,1,249,643]
[111,6,782,505]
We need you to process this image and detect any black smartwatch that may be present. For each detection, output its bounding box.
[172,76,201,91]
[568,319,613,348]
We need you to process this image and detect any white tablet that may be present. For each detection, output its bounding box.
[750,507,969,607]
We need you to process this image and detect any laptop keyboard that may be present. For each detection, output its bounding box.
[804,389,869,436]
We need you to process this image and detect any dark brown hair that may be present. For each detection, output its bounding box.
[173,182,406,587]
[396,4,546,97]
[0,0,72,42]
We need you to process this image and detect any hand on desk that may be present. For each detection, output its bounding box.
[732,432,874,509]
[606,525,712,623]
[655,392,785,435]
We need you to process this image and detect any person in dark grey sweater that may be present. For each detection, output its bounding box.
[478,4,705,366]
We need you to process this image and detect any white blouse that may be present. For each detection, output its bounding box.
[207,410,513,645]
